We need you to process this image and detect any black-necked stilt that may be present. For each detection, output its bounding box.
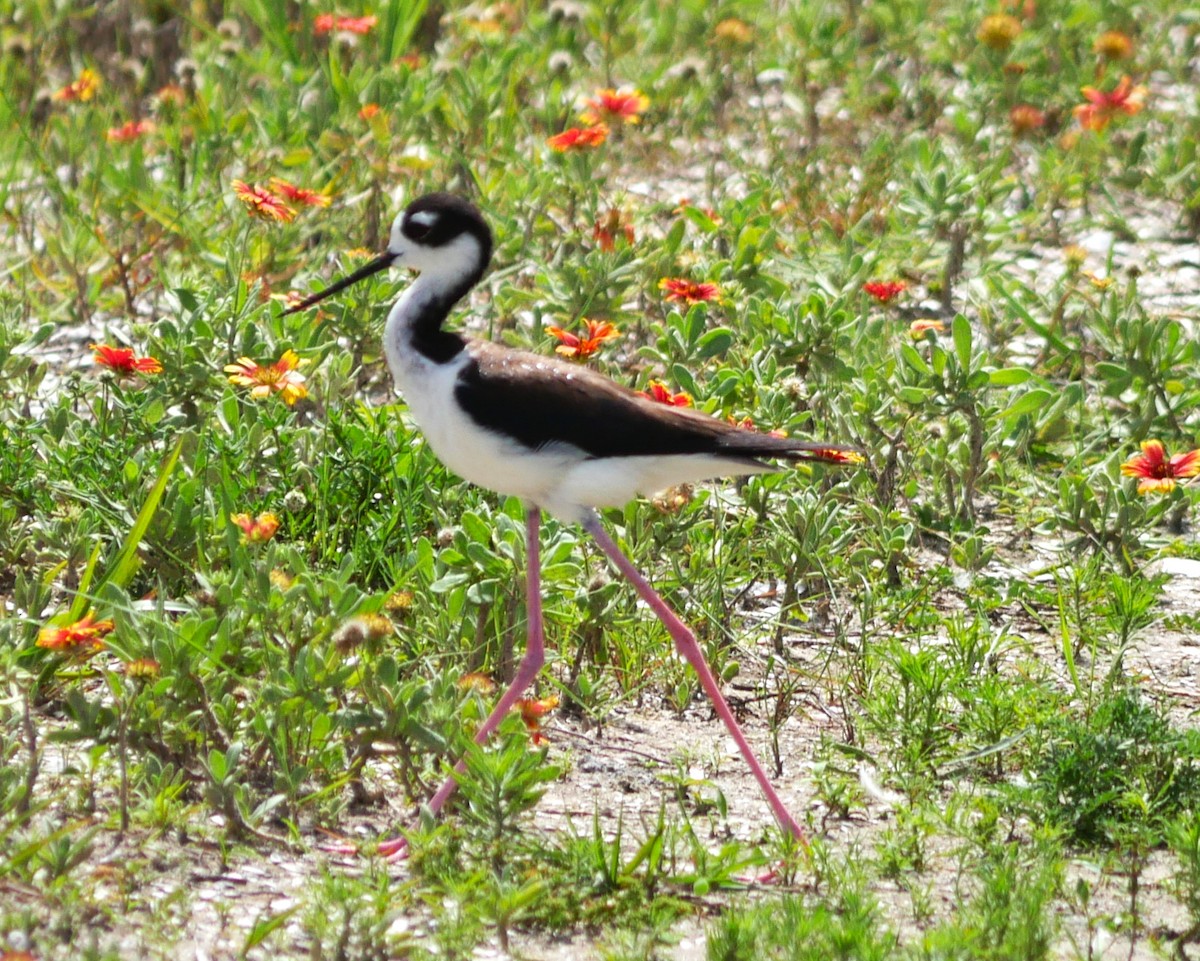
[287,192,860,856]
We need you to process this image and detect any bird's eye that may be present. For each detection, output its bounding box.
[405,214,437,242]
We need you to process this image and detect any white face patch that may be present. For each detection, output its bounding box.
[409,210,438,228]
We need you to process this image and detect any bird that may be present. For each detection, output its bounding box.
[286,192,860,857]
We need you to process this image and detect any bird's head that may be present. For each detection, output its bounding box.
[285,192,493,314]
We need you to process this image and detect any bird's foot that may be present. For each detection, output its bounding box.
[734,863,790,886]
[377,835,409,861]
[314,827,409,861]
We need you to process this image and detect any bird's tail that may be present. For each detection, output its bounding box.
[717,431,865,466]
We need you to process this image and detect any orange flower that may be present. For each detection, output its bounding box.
[659,277,720,304]
[224,350,309,405]
[1074,75,1146,132]
[385,590,414,613]
[124,658,161,679]
[91,343,163,376]
[581,88,649,125]
[809,448,867,465]
[269,177,332,208]
[331,613,392,653]
[713,18,754,45]
[106,119,155,143]
[37,612,114,652]
[909,318,946,338]
[231,511,281,542]
[515,694,560,746]
[642,381,693,407]
[593,209,635,251]
[547,124,609,151]
[1093,30,1133,61]
[315,13,377,35]
[546,319,619,360]
[728,415,787,438]
[232,180,296,223]
[155,83,187,108]
[863,280,907,303]
[458,672,498,694]
[1009,104,1046,136]
[359,102,381,120]
[977,14,1022,50]
[338,14,377,33]
[272,290,309,311]
[1121,440,1200,495]
[52,68,100,103]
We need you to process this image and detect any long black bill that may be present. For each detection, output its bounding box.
[283,251,395,315]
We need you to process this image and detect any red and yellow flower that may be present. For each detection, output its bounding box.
[92,344,163,376]
[547,124,609,151]
[642,381,694,408]
[314,13,377,35]
[1121,440,1200,495]
[659,277,720,304]
[1074,75,1146,132]
[269,177,332,208]
[231,511,281,542]
[810,447,867,465]
[224,350,309,405]
[593,209,635,251]
[52,68,100,103]
[232,180,296,223]
[106,119,155,143]
[909,318,946,338]
[581,88,649,126]
[515,694,560,746]
[546,319,619,360]
[1009,104,1046,136]
[863,280,907,303]
[37,612,114,652]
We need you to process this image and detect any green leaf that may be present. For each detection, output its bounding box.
[243,906,300,953]
[680,204,719,233]
[952,314,972,369]
[209,749,227,782]
[988,367,1033,386]
[999,388,1053,420]
[105,437,185,591]
[897,386,931,405]
[899,343,930,376]
[68,541,105,621]
[697,328,734,359]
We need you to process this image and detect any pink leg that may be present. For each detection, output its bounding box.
[377,507,546,859]
[582,513,806,845]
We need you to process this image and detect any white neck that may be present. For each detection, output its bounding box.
[381,232,484,384]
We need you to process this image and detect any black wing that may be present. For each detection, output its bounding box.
[455,341,855,464]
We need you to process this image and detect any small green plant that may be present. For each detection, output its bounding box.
[452,731,563,867]
[916,841,1060,960]
[707,885,893,961]
[1169,816,1200,953]
[1028,688,1200,847]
